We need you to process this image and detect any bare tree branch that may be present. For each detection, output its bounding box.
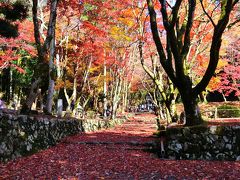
[200,0,216,27]
[32,0,44,60]
[227,18,240,29]
[170,0,182,26]
[181,0,196,59]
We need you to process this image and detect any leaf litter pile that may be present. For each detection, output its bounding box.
[1,114,240,179]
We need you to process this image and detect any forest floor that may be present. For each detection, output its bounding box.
[1,113,240,179]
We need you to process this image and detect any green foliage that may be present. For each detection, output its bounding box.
[86,110,97,119]
[12,51,37,87]
[217,105,240,118]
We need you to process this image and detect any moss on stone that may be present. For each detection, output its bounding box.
[217,105,240,118]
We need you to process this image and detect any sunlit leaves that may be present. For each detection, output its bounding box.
[110,26,132,42]
[0,19,35,72]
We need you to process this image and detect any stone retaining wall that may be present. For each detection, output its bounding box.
[0,112,126,162]
[163,125,240,161]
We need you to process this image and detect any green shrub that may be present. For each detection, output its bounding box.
[86,111,97,119]
[217,105,240,118]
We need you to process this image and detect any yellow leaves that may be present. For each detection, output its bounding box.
[55,79,73,90]
[220,39,230,56]
[205,58,227,91]
[216,58,228,73]
[0,50,6,56]
[110,26,120,36]
[118,17,134,27]
[110,26,132,42]
[89,66,101,73]
[118,8,138,25]
[109,7,140,42]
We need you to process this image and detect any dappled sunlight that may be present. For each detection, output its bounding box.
[57,160,68,165]
[207,118,240,126]
[130,152,144,157]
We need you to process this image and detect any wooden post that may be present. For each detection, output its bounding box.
[214,108,218,119]
[57,99,63,117]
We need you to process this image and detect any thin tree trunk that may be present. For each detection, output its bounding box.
[121,79,129,113]
[45,31,56,114]
[21,78,41,114]
[103,50,108,119]
[64,66,78,112]
[111,76,123,120]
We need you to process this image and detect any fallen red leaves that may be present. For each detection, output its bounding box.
[1,114,240,179]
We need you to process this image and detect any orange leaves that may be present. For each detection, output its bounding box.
[207,76,221,91]
[82,21,106,37]
[55,79,72,90]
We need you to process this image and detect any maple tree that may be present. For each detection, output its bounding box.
[20,0,59,114]
[0,0,238,121]
[0,2,36,106]
[147,0,239,126]
[0,1,30,70]
[121,0,179,123]
[139,38,179,124]
[183,2,240,103]
[207,26,240,100]
[53,1,107,116]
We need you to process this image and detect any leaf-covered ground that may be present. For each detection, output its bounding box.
[1,114,240,179]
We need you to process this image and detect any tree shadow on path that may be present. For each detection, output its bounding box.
[1,113,240,179]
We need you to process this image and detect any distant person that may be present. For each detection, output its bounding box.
[0,92,6,109]
[71,101,75,111]
[0,99,6,109]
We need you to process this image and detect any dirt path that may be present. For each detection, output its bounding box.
[1,114,240,179]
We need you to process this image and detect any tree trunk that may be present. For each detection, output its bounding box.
[147,0,234,126]
[121,79,128,113]
[221,93,227,102]
[21,0,59,114]
[110,75,122,120]
[103,50,107,119]
[181,92,203,126]
[165,99,178,123]
[178,76,203,126]
[45,32,56,114]
[111,100,118,120]
[21,78,41,114]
